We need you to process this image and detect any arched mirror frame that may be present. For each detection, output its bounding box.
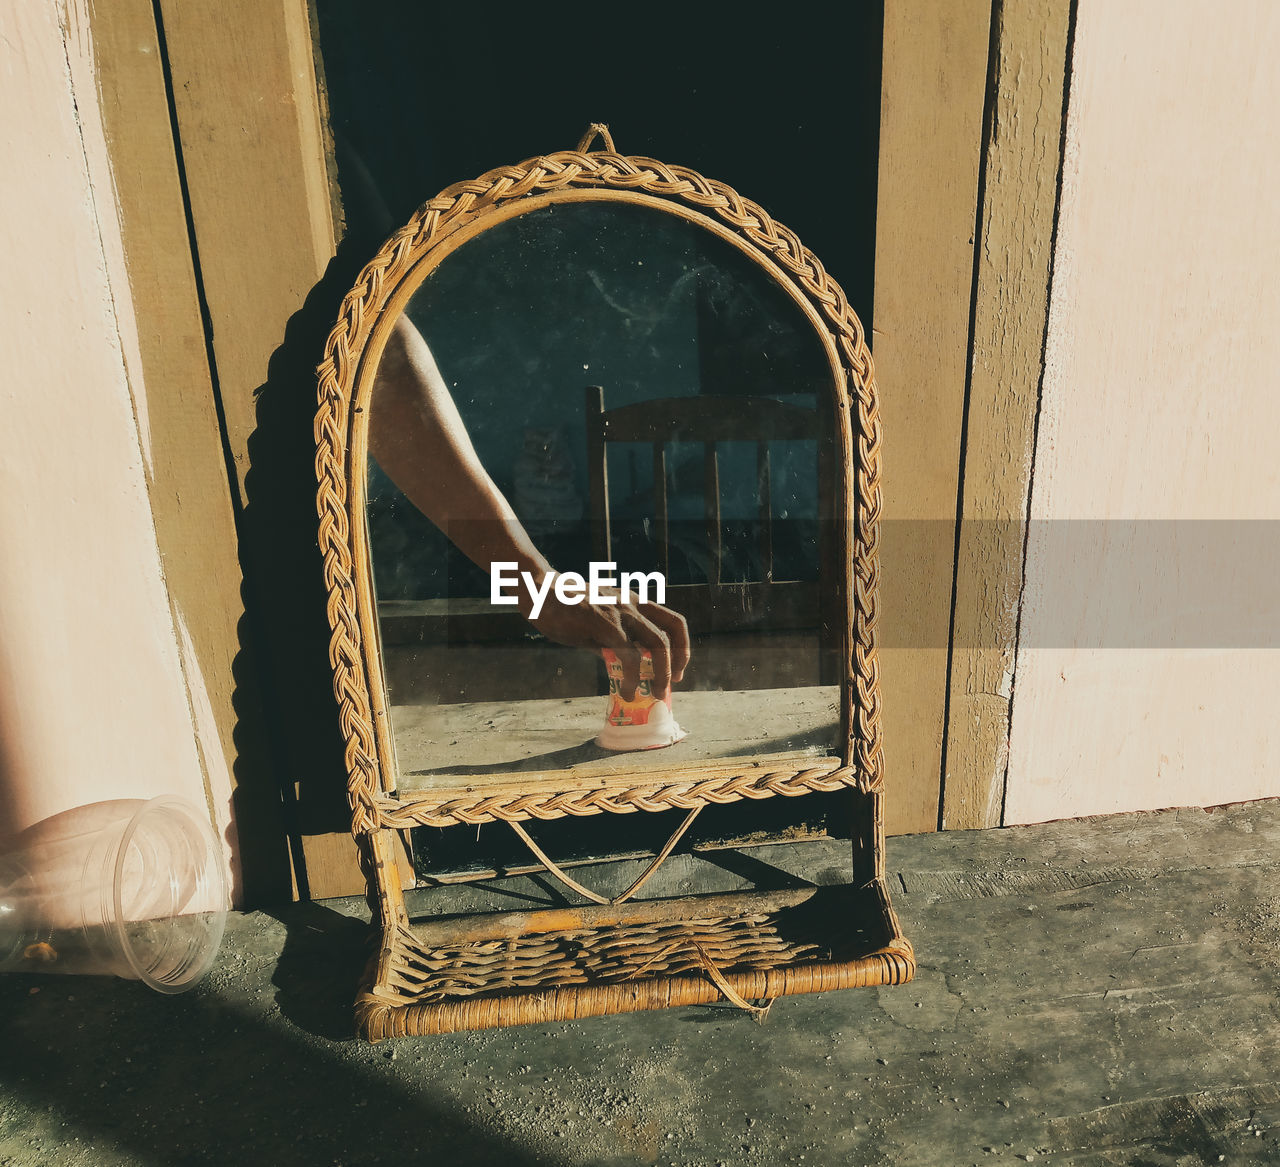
[316,140,908,1039]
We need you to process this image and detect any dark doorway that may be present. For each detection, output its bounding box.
[311,1,884,880]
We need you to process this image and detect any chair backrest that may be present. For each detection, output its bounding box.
[583,386,821,591]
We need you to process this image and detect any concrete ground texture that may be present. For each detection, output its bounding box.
[2,798,1279,1166]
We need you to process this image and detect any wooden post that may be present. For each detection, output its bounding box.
[157,0,380,898]
[873,0,996,834]
[942,0,1075,830]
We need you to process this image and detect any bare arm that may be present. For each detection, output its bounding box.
[368,316,690,697]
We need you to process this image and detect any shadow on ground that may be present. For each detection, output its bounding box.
[266,902,371,1041]
[0,903,553,1167]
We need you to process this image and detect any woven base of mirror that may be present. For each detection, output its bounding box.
[355,879,913,1040]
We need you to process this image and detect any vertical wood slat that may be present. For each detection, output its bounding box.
[703,442,722,586]
[653,441,669,579]
[756,441,774,583]
[872,0,995,835]
[942,0,1075,831]
[157,0,338,497]
[157,0,375,899]
[584,386,611,564]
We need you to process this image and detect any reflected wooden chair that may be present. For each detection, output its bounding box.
[584,385,840,680]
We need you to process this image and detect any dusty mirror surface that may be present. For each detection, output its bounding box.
[364,200,842,794]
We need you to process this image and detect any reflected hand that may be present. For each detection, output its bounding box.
[521,575,690,700]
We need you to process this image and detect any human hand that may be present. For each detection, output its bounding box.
[521,574,690,700]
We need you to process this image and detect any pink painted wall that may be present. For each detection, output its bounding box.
[0,2,220,846]
[1005,0,1280,822]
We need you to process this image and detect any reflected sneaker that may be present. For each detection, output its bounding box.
[596,695,688,751]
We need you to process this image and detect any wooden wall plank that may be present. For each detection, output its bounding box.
[873,0,994,835]
[156,0,368,898]
[940,0,1074,830]
[156,0,337,492]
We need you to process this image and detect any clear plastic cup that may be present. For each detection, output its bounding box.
[0,796,227,994]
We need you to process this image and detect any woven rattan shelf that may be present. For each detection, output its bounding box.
[316,128,913,1038]
[356,883,912,1039]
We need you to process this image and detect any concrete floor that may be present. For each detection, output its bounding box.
[3,798,1280,1166]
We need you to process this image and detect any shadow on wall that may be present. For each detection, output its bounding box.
[0,902,552,1167]
[230,235,386,904]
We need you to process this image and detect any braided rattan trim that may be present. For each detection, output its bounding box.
[373,763,860,829]
[316,148,884,837]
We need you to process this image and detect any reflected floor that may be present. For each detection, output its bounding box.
[393,685,840,788]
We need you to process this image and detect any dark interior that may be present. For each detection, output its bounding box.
[312,2,884,879]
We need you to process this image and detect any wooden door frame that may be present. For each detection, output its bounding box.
[145,0,365,898]
[873,0,994,835]
[874,0,1076,833]
[95,0,1076,901]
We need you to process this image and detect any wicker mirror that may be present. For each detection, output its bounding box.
[316,129,913,1039]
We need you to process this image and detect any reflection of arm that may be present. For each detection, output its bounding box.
[369,316,552,591]
[368,316,689,697]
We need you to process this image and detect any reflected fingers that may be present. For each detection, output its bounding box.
[640,602,690,683]
[620,609,672,698]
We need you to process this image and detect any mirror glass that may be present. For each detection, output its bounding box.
[365,200,841,794]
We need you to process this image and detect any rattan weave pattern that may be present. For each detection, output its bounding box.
[386,914,825,1005]
[374,763,860,829]
[315,146,885,838]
